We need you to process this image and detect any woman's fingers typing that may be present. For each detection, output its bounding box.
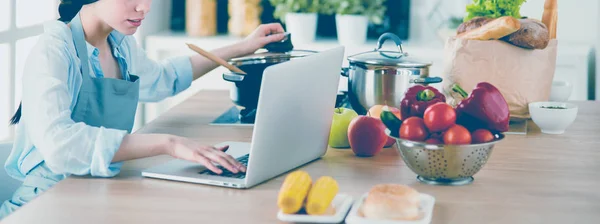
[214,149,246,173]
[193,152,222,174]
[202,147,240,173]
[165,136,246,174]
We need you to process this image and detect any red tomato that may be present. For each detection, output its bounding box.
[443,125,472,145]
[425,138,442,144]
[399,117,429,142]
[423,102,456,133]
[472,129,494,143]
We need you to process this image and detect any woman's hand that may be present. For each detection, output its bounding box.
[165,136,246,174]
[238,23,287,55]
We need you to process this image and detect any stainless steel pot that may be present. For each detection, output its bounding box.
[341,33,443,115]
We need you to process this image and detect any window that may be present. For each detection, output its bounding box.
[16,0,56,28]
[0,44,9,140]
[14,36,39,109]
[0,0,9,32]
[0,0,59,141]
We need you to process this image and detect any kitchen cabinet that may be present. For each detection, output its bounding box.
[138,32,595,126]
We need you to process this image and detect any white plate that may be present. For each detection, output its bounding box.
[345,193,435,224]
[277,194,354,223]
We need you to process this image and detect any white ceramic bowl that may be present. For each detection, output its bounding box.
[549,81,573,102]
[529,102,578,134]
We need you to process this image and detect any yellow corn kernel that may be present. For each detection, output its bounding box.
[277,170,312,214]
[306,176,339,215]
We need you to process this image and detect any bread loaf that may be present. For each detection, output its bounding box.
[501,19,550,49]
[457,17,493,35]
[457,16,521,40]
[361,184,421,220]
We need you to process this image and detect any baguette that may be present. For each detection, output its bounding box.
[541,0,557,39]
[457,17,493,35]
[457,16,521,40]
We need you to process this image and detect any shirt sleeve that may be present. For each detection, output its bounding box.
[21,34,127,177]
[124,36,193,102]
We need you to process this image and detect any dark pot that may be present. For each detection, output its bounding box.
[223,62,281,109]
[223,33,317,109]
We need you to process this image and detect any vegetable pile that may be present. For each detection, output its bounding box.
[382,82,509,145]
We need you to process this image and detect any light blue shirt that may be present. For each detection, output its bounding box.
[4,20,193,181]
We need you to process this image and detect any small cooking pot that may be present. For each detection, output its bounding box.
[223,33,317,110]
[341,33,443,115]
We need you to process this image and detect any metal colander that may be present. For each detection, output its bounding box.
[386,129,505,186]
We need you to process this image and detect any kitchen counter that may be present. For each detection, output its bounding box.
[2,90,600,224]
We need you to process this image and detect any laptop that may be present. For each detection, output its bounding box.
[141,46,345,189]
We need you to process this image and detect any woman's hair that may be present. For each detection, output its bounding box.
[9,0,98,125]
[58,0,98,22]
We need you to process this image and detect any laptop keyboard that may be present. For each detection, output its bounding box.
[198,154,249,179]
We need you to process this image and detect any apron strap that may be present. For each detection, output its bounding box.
[70,13,93,81]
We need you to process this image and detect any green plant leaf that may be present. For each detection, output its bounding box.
[269,0,326,22]
[323,0,387,24]
[268,0,387,24]
[464,0,527,22]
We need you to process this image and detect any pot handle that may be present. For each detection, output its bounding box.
[223,72,245,82]
[340,67,349,77]
[411,77,443,84]
[376,33,406,59]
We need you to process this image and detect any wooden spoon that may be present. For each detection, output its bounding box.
[186,43,247,74]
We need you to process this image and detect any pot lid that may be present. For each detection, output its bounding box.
[229,32,317,65]
[347,33,432,68]
[229,49,317,65]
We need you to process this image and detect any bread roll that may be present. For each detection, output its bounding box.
[457,16,521,40]
[457,17,493,35]
[361,184,421,220]
[501,19,550,49]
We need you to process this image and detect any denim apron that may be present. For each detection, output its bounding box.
[0,13,139,219]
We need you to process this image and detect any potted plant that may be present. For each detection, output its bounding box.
[328,0,387,45]
[269,0,322,44]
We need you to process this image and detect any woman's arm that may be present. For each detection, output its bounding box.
[132,23,286,102]
[112,134,245,174]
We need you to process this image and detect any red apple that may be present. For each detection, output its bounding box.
[347,116,387,157]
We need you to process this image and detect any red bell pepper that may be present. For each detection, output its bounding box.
[400,85,446,119]
[452,82,510,133]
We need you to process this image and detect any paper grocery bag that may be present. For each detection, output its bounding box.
[441,37,558,118]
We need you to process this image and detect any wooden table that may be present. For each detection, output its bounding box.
[2,90,600,224]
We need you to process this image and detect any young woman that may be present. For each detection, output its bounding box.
[0,0,286,218]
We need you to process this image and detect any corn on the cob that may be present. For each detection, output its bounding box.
[306,176,339,215]
[277,170,312,214]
